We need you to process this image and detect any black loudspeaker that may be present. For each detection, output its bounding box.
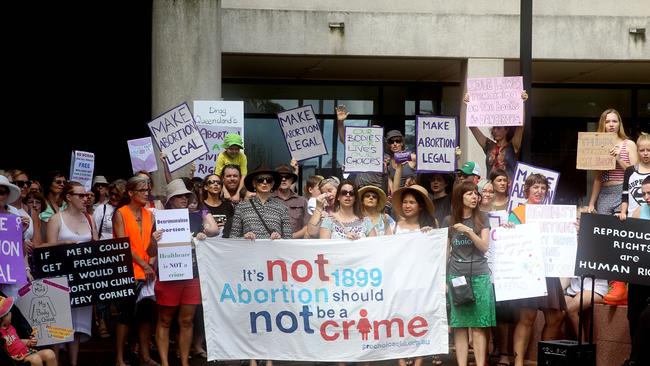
[538,275,597,366]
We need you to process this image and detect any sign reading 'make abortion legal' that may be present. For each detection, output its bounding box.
[575,213,650,285]
[344,126,384,173]
[148,102,208,173]
[0,213,26,285]
[466,76,523,127]
[34,238,136,307]
[507,162,560,212]
[415,116,458,173]
[277,105,327,162]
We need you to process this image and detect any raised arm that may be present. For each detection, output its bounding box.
[511,90,529,154]
[335,105,349,144]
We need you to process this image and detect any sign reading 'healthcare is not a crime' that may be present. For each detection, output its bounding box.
[277,105,327,161]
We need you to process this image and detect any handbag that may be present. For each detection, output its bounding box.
[448,254,475,306]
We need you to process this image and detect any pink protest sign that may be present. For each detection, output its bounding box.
[466,76,523,127]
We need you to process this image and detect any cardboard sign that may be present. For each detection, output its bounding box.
[148,102,208,173]
[127,137,158,174]
[344,126,384,173]
[33,238,136,307]
[16,277,74,346]
[576,132,617,170]
[575,213,650,285]
[466,76,524,127]
[193,101,245,178]
[69,150,95,191]
[526,205,578,277]
[415,116,458,172]
[0,213,27,285]
[277,105,327,161]
[197,230,449,362]
[155,209,193,281]
[508,162,560,212]
[490,224,547,301]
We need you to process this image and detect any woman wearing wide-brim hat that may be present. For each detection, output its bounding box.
[358,185,394,236]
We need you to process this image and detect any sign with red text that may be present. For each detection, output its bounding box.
[148,102,208,173]
[344,126,384,173]
[277,105,327,162]
[197,231,449,362]
[466,76,523,127]
[415,116,458,173]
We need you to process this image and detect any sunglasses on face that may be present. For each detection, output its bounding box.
[388,139,402,144]
[14,180,32,188]
[280,174,292,181]
[364,193,378,199]
[109,191,120,197]
[340,189,355,197]
[256,176,274,184]
[95,183,108,188]
[69,193,92,199]
[0,189,9,196]
[206,180,223,186]
[54,179,66,185]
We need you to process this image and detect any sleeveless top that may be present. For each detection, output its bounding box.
[388,160,416,188]
[116,206,153,280]
[59,214,92,243]
[485,140,517,180]
[602,139,630,183]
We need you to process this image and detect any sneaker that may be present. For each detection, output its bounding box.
[604,281,628,305]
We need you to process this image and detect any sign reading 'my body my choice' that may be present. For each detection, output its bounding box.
[466,76,523,127]
[277,105,327,161]
[415,116,457,173]
[148,102,208,173]
[344,127,384,173]
[0,213,26,285]
[193,101,244,178]
[508,162,560,212]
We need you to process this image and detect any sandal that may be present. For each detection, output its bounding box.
[431,355,443,365]
[497,354,511,366]
[192,350,208,359]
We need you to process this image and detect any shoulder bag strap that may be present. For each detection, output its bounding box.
[250,200,274,236]
[97,204,107,239]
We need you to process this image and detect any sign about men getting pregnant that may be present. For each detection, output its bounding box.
[344,126,384,173]
[415,116,458,172]
[277,105,327,161]
[197,231,449,362]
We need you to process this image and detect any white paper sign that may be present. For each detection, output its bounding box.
[16,277,74,346]
[466,76,524,127]
[526,205,577,277]
[508,162,561,212]
[127,137,158,174]
[193,101,245,178]
[415,116,458,172]
[69,150,95,191]
[197,231,449,362]
[277,105,328,161]
[344,126,384,173]
[154,209,193,281]
[148,102,208,173]
[490,224,547,301]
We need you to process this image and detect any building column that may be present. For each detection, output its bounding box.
[151,0,221,195]
[459,58,504,179]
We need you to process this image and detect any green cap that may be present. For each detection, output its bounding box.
[221,133,244,149]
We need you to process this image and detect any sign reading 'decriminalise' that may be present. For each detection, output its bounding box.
[155,209,193,282]
[277,105,328,161]
[415,116,457,173]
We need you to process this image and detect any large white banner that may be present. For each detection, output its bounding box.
[196,231,449,362]
[490,224,547,301]
[415,116,458,173]
[277,105,328,162]
[526,205,577,277]
[508,162,560,212]
[344,126,384,173]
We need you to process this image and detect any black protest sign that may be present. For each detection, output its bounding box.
[575,213,650,285]
[34,238,136,307]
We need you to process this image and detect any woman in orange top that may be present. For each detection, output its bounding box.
[112,176,162,366]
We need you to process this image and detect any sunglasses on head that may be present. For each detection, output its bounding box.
[340,189,355,197]
[14,180,32,188]
[256,176,274,184]
[206,180,223,186]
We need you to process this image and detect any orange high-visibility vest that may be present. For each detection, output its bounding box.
[116,206,153,280]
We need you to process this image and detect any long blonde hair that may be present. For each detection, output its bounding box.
[597,108,628,139]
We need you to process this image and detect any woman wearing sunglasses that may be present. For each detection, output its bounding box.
[202,174,234,238]
[44,181,98,366]
[358,185,394,236]
[7,169,37,246]
[39,170,68,227]
[386,130,417,195]
[319,180,376,240]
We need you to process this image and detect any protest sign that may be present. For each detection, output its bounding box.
[193,101,245,178]
[576,132,617,170]
[127,137,157,174]
[415,116,457,172]
[16,277,74,346]
[466,76,524,127]
[0,213,26,285]
[33,238,136,307]
[575,213,650,285]
[526,205,578,277]
[277,105,327,161]
[490,224,547,301]
[148,102,208,173]
[155,209,193,281]
[344,126,384,173]
[69,150,95,191]
[508,162,560,212]
[197,231,449,362]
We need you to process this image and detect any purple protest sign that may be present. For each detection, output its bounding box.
[127,137,158,174]
[0,213,27,285]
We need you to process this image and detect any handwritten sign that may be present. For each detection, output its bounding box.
[0,213,26,285]
[575,213,650,285]
[16,277,74,346]
[155,209,193,281]
[193,101,245,178]
[344,126,384,173]
[508,162,560,212]
[526,205,578,277]
[490,224,547,301]
[69,150,95,191]
[277,105,327,161]
[466,76,523,127]
[415,116,458,172]
[148,102,208,173]
[33,238,136,307]
[127,137,157,174]
[576,132,617,170]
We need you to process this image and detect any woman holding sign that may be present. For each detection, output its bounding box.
[45,181,98,366]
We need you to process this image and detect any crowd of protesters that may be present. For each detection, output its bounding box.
[1,107,649,366]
